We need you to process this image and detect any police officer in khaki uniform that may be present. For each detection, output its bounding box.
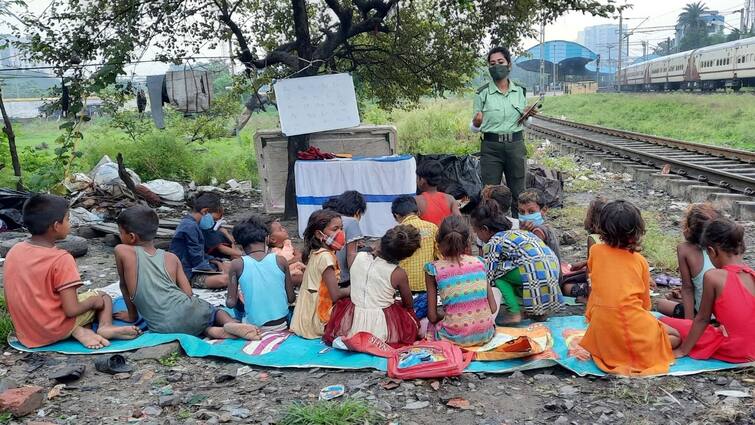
[471,46,527,216]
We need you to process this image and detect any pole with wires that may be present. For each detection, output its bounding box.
[539,15,545,95]
[617,9,623,92]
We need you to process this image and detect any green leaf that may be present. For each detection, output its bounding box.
[59,121,75,130]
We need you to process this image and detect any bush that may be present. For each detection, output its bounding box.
[81,130,197,181]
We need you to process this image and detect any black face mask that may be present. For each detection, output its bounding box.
[489,64,510,81]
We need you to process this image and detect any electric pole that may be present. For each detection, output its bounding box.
[539,16,545,95]
[617,9,623,92]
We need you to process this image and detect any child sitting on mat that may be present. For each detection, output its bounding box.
[322,191,367,287]
[517,189,561,261]
[202,210,243,260]
[267,219,305,287]
[115,206,261,340]
[324,225,422,346]
[657,203,720,320]
[472,199,562,325]
[661,218,755,362]
[4,194,140,350]
[563,196,607,302]
[425,216,497,347]
[579,200,675,376]
[170,192,229,289]
[227,215,295,332]
[391,196,438,319]
[415,160,461,226]
[290,209,350,339]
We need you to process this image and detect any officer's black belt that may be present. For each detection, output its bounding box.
[482,131,523,143]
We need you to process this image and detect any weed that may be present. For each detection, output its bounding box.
[280,400,381,425]
[177,410,192,420]
[0,296,14,344]
[642,213,680,272]
[549,205,587,231]
[0,411,10,424]
[158,352,180,367]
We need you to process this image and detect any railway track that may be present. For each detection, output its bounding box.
[526,116,755,196]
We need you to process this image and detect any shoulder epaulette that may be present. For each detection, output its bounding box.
[476,83,489,94]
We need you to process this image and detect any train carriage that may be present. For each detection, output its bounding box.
[617,36,755,91]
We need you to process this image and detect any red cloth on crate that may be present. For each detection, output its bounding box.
[323,298,418,348]
[297,146,336,160]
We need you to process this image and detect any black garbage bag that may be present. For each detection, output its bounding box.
[526,165,564,209]
[415,154,483,208]
[0,189,31,230]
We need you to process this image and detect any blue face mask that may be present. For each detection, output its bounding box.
[519,211,544,226]
[199,213,215,230]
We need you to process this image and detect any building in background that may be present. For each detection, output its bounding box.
[675,10,725,43]
[577,24,628,68]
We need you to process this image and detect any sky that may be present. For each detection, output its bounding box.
[4,0,751,75]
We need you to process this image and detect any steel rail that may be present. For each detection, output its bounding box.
[533,115,755,163]
[526,117,755,195]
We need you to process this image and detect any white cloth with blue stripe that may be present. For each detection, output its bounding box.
[294,155,417,237]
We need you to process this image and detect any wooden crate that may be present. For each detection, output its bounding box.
[254,126,398,214]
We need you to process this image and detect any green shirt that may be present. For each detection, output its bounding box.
[472,80,527,134]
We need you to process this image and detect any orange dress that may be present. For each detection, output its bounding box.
[580,244,674,376]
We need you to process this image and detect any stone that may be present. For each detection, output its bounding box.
[559,231,578,246]
[509,371,525,380]
[564,400,575,411]
[0,378,18,393]
[142,405,163,416]
[0,385,44,417]
[403,401,430,410]
[131,342,181,361]
[114,373,131,380]
[219,413,232,423]
[559,385,579,396]
[554,416,569,425]
[715,377,729,386]
[158,395,180,407]
[230,408,251,418]
[195,410,216,420]
[533,373,559,382]
[733,201,755,221]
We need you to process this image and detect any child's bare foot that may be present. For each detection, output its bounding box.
[223,323,261,340]
[496,312,523,326]
[72,326,110,349]
[97,325,141,340]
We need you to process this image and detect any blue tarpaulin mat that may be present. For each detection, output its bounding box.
[9,312,752,377]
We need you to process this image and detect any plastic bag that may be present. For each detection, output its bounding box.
[143,179,185,203]
[526,165,564,208]
[416,154,483,202]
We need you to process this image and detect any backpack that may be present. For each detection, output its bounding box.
[387,341,473,379]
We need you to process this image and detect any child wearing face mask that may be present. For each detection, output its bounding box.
[322,191,367,287]
[227,215,295,332]
[170,193,230,289]
[290,209,351,339]
[517,190,561,261]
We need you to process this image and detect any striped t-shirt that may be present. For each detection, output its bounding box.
[426,255,495,347]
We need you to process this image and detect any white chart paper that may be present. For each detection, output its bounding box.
[274,73,360,136]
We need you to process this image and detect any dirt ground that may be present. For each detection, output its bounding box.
[0,154,753,425]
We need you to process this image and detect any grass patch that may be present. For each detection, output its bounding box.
[642,213,680,272]
[549,205,587,231]
[0,296,14,344]
[158,352,180,367]
[0,412,11,424]
[542,93,755,151]
[280,400,381,425]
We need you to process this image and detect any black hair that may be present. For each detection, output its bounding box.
[323,190,366,217]
[192,192,222,213]
[391,195,419,217]
[482,185,513,215]
[302,209,341,263]
[232,215,269,248]
[436,215,471,260]
[416,160,443,188]
[682,203,721,246]
[470,198,513,234]
[487,46,512,65]
[598,200,645,252]
[22,194,69,235]
[701,218,746,255]
[380,225,421,264]
[116,206,159,241]
[518,189,545,209]
[584,196,607,235]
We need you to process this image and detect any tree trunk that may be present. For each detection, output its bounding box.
[282,0,315,220]
[0,90,23,191]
